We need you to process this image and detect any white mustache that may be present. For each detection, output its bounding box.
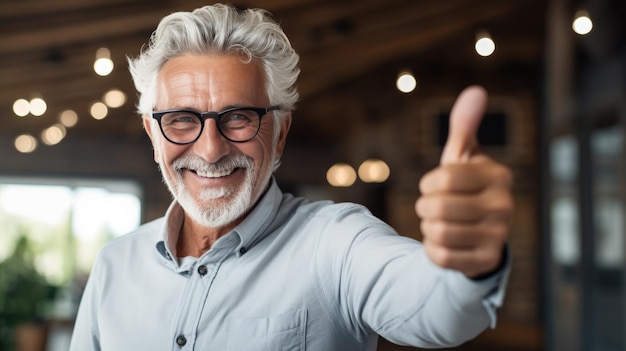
[172,155,253,178]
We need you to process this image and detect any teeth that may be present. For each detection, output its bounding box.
[194,168,235,178]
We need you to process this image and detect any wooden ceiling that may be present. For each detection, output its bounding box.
[0,0,545,148]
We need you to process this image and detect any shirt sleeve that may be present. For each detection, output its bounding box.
[69,253,103,351]
[314,204,510,348]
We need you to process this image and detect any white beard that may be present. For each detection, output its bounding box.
[161,152,269,229]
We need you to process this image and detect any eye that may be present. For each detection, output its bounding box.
[221,110,257,128]
[162,111,200,126]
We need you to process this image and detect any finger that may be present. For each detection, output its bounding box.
[422,241,503,278]
[421,220,479,249]
[419,159,513,195]
[415,194,483,222]
[420,219,509,249]
[440,85,488,165]
[416,186,514,222]
[419,162,487,195]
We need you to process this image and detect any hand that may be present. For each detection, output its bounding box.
[415,86,513,278]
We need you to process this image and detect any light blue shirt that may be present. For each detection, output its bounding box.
[70,179,509,350]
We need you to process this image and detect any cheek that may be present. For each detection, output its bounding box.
[152,139,187,166]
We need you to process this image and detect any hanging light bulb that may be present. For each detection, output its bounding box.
[29,97,47,116]
[41,124,67,146]
[12,99,30,117]
[326,163,357,187]
[103,89,127,108]
[572,10,593,35]
[90,101,108,120]
[396,71,417,93]
[94,48,114,76]
[15,134,38,153]
[358,159,390,183]
[59,110,78,127]
[475,31,495,57]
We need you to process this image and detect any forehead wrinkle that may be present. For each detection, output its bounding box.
[157,54,268,111]
[158,70,209,108]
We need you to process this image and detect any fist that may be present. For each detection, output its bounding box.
[415,86,513,278]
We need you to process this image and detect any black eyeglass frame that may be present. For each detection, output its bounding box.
[151,105,282,145]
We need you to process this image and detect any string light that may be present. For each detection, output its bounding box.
[572,10,593,35]
[29,97,47,116]
[9,47,122,149]
[41,124,67,146]
[475,31,495,57]
[94,48,114,76]
[326,163,357,187]
[12,99,30,117]
[15,134,38,153]
[358,159,390,183]
[396,71,417,93]
[103,89,126,108]
[90,102,108,120]
[59,110,78,127]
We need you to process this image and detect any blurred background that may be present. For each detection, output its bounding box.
[0,0,624,350]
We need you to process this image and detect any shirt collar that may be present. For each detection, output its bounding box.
[232,177,282,256]
[154,201,186,265]
[155,177,283,261]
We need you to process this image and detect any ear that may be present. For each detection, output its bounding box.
[274,113,292,159]
[142,115,160,163]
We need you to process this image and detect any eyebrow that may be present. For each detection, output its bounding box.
[160,104,254,112]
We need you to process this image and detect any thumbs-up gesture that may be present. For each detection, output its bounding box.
[415,86,513,278]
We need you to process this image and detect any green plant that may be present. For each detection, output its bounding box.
[0,236,57,349]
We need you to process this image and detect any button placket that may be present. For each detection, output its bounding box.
[172,242,233,350]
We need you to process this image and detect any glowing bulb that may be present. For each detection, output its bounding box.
[358,159,390,183]
[103,89,126,108]
[41,124,67,145]
[94,48,114,76]
[396,72,417,93]
[15,134,38,153]
[326,163,357,187]
[59,110,78,127]
[29,97,47,116]
[475,33,495,57]
[13,99,30,117]
[573,11,593,35]
[90,102,108,120]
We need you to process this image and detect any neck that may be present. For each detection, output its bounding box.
[176,214,237,258]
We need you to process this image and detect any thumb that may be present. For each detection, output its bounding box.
[440,85,488,164]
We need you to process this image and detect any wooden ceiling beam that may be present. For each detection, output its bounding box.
[297,0,517,99]
[0,0,151,18]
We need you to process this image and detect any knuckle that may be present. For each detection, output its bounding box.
[493,164,514,187]
[418,196,447,219]
[492,195,514,217]
[489,224,509,242]
[435,249,454,268]
[438,169,456,190]
[423,221,449,244]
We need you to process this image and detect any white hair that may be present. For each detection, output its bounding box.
[128,3,300,130]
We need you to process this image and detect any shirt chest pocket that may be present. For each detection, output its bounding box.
[226,309,307,351]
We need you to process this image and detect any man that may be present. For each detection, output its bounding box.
[70,4,513,350]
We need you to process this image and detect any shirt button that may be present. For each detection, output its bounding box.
[197,265,208,276]
[239,247,247,255]
[176,335,187,346]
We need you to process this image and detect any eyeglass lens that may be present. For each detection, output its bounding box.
[159,109,261,143]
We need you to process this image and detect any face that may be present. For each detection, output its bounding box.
[144,54,291,231]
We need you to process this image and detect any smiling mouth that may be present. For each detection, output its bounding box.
[189,167,240,178]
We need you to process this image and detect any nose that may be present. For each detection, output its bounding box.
[190,119,231,163]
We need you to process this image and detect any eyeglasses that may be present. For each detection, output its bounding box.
[152,106,281,144]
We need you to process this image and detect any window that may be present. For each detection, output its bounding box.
[0,177,142,286]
